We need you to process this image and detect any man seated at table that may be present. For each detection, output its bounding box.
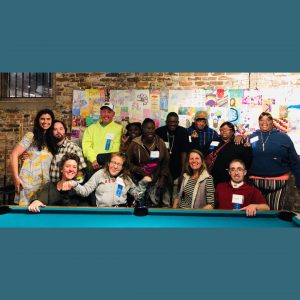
[215,159,270,216]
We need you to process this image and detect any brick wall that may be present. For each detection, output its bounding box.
[1,72,300,209]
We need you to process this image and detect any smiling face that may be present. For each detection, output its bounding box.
[228,161,246,184]
[142,121,156,142]
[100,107,115,125]
[127,124,142,140]
[39,114,52,131]
[220,125,234,142]
[61,159,78,181]
[108,155,124,177]
[259,115,273,132]
[188,152,203,172]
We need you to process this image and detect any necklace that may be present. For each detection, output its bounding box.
[260,131,271,152]
[167,132,175,154]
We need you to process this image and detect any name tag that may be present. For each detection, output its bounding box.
[115,184,123,197]
[210,141,220,147]
[232,194,244,204]
[150,151,159,158]
[250,136,259,144]
[105,133,114,150]
[164,142,169,149]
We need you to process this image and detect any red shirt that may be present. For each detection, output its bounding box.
[215,181,267,209]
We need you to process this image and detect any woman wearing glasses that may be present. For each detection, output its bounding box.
[207,121,252,187]
[61,152,151,207]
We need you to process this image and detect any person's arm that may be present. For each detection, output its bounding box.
[156,138,170,187]
[10,144,26,194]
[203,176,215,209]
[71,171,102,197]
[82,126,98,165]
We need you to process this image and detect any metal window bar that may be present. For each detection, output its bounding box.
[0,72,52,98]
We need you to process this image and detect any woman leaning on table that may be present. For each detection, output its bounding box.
[173,149,214,209]
[248,112,300,210]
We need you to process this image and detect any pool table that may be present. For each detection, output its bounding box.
[0,206,299,228]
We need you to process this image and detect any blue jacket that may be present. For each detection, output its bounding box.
[187,123,219,156]
[249,129,300,187]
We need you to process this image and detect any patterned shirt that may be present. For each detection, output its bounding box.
[180,177,197,208]
[49,138,87,182]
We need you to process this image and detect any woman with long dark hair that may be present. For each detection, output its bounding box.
[10,109,56,206]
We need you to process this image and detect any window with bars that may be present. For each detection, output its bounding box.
[0,72,53,99]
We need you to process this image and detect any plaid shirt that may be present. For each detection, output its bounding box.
[50,139,87,182]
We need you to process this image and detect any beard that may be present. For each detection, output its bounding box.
[54,135,65,143]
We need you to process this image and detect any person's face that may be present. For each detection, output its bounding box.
[108,156,124,177]
[166,116,179,132]
[195,118,207,130]
[127,125,141,140]
[142,122,156,141]
[39,114,52,131]
[189,152,203,171]
[61,159,78,181]
[100,108,115,125]
[53,122,66,142]
[220,125,234,141]
[259,116,273,132]
[228,161,246,183]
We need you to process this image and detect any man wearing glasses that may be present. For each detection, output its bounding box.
[215,159,270,216]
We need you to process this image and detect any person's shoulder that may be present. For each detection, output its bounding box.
[176,125,188,133]
[215,181,229,190]
[156,125,167,134]
[24,131,34,139]
[111,121,123,129]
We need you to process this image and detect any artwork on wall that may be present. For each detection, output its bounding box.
[71,88,300,153]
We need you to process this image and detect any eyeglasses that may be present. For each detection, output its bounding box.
[195,118,206,122]
[109,161,123,168]
[220,129,232,133]
[228,168,245,172]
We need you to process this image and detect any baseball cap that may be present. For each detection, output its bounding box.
[195,111,208,120]
[100,102,114,111]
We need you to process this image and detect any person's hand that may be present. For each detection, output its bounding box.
[172,198,179,209]
[14,176,25,194]
[121,134,129,144]
[28,200,46,213]
[141,176,152,183]
[240,204,257,217]
[20,151,29,161]
[191,130,198,138]
[58,180,75,191]
[92,160,101,170]
[234,135,243,145]
[244,137,251,147]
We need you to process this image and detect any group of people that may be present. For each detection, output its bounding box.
[10,102,300,216]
